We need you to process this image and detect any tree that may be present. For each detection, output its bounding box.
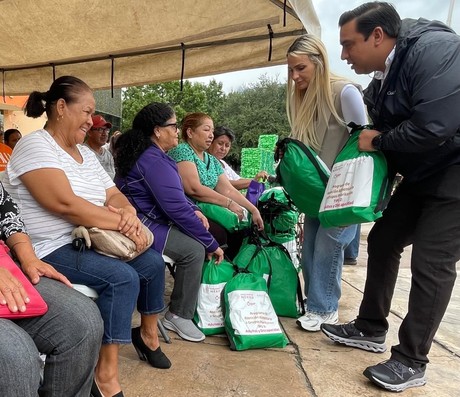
[121,80,225,130]
[216,74,290,166]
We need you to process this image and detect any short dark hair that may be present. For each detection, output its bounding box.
[213,126,235,143]
[339,2,401,40]
[24,75,91,119]
[4,128,21,143]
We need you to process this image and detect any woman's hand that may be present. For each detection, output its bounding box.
[207,247,224,264]
[195,210,209,230]
[254,171,268,181]
[108,205,142,237]
[0,267,29,313]
[251,208,264,231]
[108,205,148,252]
[21,259,73,287]
[126,227,149,253]
[228,201,245,221]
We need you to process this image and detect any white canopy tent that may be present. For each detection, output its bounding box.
[0,0,320,95]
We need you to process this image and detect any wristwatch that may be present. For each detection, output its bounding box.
[372,133,383,150]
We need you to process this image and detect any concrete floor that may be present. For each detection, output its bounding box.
[119,223,460,396]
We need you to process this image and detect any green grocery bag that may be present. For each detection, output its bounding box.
[318,124,389,228]
[223,267,289,351]
[196,202,250,232]
[233,227,304,318]
[193,258,235,335]
[275,138,330,218]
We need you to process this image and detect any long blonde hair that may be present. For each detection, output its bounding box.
[286,34,346,150]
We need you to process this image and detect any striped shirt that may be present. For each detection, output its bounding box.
[3,129,114,258]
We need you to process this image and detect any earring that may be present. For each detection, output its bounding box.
[57,114,64,122]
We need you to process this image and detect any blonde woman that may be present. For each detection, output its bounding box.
[286,34,367,332]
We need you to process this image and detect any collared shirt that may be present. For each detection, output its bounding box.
[374,46,396,86]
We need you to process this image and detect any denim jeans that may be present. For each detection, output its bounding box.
[301,217,357,314]
[355,165,460,367]
[0,277,103,397]
[344,224,361,259]
[43,244,165,344]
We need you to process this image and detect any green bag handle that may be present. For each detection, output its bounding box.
[275,138,329,186]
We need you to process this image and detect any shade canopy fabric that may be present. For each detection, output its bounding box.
[0,0,320,95]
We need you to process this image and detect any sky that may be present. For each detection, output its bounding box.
[189,0,459,92]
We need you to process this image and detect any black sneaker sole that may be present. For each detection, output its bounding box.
[363,369,427,392]
[321,327,387,353]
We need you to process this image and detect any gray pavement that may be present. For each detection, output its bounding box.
[119,223,460,396]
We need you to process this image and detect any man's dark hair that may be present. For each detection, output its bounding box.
[339,2,401,40]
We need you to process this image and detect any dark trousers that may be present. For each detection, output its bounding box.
[355,164,460,367]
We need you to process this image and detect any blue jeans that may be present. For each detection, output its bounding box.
[0,277,103,397]
[43,244,165,344]
[344,224,361,259]
[301,217,357,314]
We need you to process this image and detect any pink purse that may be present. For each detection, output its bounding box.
[0,244,48,319]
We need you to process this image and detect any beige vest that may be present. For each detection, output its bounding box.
[315,80,356,169]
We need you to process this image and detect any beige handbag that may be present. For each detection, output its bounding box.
[71,224,154,261]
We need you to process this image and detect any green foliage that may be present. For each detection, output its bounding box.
[121,80,225,131]
[121,75,290,170]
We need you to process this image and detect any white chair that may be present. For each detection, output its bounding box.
[162,254,176,278]
[72,284,99,299]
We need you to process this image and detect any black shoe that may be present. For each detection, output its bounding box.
[344,258,357,266]
[91,380,124,397]
[131,326,172,369]
[363,359,426,392]
[321,321,387,353]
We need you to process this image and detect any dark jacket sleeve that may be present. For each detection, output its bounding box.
[381,32,460,152]
[139,157,219,253]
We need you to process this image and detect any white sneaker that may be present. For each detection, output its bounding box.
[296,310,338,332]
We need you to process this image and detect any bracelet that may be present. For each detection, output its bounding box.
[226,198,233,208]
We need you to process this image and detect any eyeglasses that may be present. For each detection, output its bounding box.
[161,123,179,130]
[91,127,110,133]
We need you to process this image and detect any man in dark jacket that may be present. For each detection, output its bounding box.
[321,2,460,392]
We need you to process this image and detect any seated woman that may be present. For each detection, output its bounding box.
[208,126,268,190]
[168,113,264,258]
[4,128,22,150]
[114,102,224,343]
[3,76,169,397]
[0,182,103,396]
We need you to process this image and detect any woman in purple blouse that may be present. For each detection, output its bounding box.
[114,103,224,344]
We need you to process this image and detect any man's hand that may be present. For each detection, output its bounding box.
[358,129,382,152]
